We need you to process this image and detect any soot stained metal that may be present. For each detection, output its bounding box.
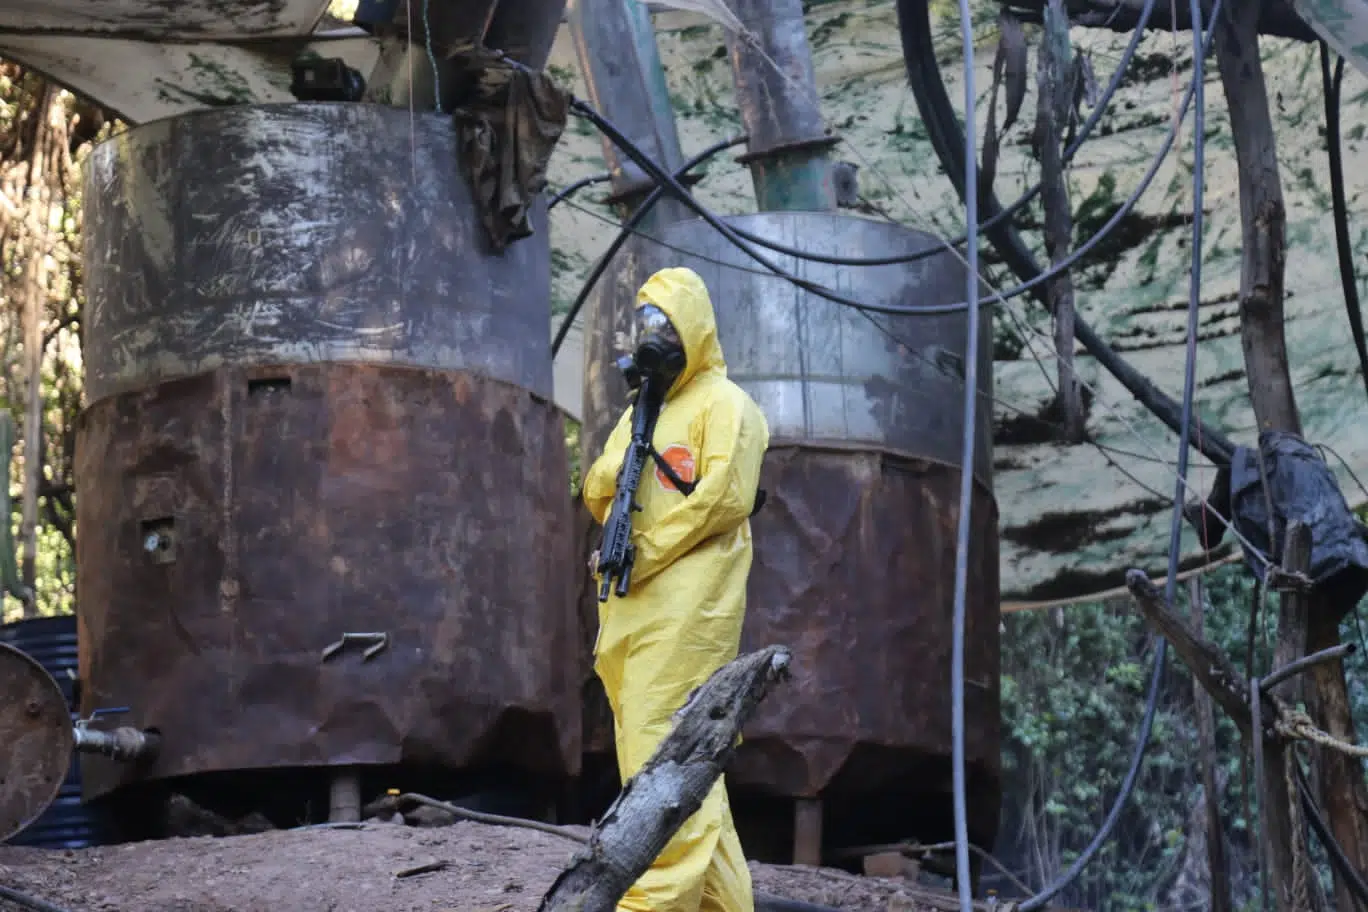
[584,213,1002,853]
[76,102,580,803]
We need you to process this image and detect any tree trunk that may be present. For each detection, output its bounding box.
[538,645,791,912]
[1034,0,1084,442]
[19,83,55,618]
[1303,604,1368,912]
[1214,1,1298,435]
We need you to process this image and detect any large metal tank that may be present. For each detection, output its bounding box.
[76,103,581,805]
[582,212,1001,856]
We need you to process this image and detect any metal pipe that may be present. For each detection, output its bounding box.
[71,726,161,763]
[724,0,838,211]
[566,0,689,226]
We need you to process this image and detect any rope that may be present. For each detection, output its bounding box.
[1278,709,1368,758]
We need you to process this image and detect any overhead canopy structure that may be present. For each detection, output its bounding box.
[0,1,369,123]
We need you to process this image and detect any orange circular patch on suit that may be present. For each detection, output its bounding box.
[655,444,697,492]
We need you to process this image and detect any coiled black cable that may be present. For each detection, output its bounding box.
[1319,41,1368,403]
[549,134,746,358]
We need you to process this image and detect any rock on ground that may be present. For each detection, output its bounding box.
[0,820,951,911]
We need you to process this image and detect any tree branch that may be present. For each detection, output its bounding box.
[538,645,792,912]
[998,0,1319,42]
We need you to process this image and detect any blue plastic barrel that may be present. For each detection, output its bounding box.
[1,613,109,849]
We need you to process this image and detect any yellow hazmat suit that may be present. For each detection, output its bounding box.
[583,267,770,912]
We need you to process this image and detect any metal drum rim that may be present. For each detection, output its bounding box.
[0,641,75,844]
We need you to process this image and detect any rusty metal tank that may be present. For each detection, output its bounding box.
[76,102,581,805]
[581,211,1001,856]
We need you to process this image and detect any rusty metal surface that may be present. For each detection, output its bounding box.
[75,363,581,802]
[82,102,553,407]
[0,642,74,843]
[580,212,993,489]
[732,446,1002,846]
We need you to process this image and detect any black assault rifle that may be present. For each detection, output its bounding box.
[595,357,688,602]
[595,355,768,602]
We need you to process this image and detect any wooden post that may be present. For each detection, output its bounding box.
[1188,576,1231,912]
[1300,575,1368,909]
[792,798,823,867]
[538,646,791,912]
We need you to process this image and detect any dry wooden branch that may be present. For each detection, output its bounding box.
[1124,557,1312,912]
[537,645,792,912]
[1124,569,1271,737]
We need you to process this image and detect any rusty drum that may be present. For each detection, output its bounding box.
[582,212,1001,854]
[77,104,580,804]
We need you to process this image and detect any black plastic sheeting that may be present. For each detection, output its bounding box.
[1188,431,1368,607]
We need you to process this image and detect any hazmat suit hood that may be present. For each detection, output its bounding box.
[635,267,726,397]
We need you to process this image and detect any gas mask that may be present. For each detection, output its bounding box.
[618,303,686,389]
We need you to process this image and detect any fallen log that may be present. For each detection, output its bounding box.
[537,645,792,912]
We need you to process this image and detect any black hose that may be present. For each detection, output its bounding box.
[895,0,1234,466]
[0,884,75,912]
[947,0,981,902]
[548,172,611,211]
[1297,763,1368,911]
[1319,41,1368,403]
[550,135,746,358]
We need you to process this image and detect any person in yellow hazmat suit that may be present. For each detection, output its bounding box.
[583,266,770,912]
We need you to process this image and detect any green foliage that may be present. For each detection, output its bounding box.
[998,565,1270,909]
[566,417,583,498]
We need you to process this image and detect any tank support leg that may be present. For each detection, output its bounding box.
[329,768,362,823]
[792,797,823,866]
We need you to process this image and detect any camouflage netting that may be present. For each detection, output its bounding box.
[542,0,1368,606]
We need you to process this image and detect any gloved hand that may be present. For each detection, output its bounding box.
[588,549,600,576]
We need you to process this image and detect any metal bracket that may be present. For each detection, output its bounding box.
[321,632,390,663]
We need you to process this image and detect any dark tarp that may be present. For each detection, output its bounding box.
[1188,431,1368,608]
[453,50,570,251]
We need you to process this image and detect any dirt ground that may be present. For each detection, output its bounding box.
[0,819,961,912]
